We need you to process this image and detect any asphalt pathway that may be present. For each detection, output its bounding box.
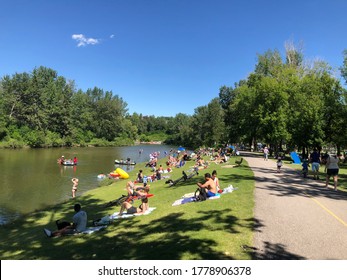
[242,152,347,260]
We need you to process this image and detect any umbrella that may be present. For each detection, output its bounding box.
[177,146,185,152]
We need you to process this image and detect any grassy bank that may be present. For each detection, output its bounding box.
[0,156,255,260]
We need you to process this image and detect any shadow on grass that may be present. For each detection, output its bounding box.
[0,195,250,260]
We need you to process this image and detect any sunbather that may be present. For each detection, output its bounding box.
[197,173,217,197]
[118,187,150,216]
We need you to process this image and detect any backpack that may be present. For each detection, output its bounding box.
[194,187,207,202]
[56,220,71,230]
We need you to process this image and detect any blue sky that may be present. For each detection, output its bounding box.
[1,0,347,117]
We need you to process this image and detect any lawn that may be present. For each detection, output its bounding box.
[0,156,255,260]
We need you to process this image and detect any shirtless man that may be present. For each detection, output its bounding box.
[197,173,217,197]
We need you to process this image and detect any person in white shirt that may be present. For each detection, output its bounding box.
[43,204,87,237]
[325,154,340,191]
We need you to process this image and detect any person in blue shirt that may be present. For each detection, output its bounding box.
[302,159,309,178]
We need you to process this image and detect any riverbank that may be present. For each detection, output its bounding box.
[0,155,254,260]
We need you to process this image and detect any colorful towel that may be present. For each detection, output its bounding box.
[172,193,221,206]
[172,184,237,206]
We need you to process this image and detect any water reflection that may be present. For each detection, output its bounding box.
[0,144,173,224]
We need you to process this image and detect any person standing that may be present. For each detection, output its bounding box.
[263,146,269,161]
[325,154,339,191]
[276,157,283,173]
[72,178,79,198]
[310,148,321,180]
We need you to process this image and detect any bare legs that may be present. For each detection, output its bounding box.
[326,175,338,191]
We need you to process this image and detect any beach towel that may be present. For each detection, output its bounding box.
[57,225,107,236]
[172,193,221,206]
[172,184,237,206]
[94,207,157,225]
[81,226,107,234]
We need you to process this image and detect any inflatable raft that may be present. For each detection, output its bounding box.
[109,168,129,179]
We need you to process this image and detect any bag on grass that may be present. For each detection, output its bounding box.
[194,187,207,202]
[56,220,71,230]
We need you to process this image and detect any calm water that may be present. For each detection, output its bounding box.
[0,144,173,225]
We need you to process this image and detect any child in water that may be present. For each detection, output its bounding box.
[72,178,79,198]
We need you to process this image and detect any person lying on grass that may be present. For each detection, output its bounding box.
[197,173,217,198]
[43,203,87,238]
[118,186,150,216]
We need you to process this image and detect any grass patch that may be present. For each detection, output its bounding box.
[0,156,255,260]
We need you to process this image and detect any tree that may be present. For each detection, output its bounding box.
[340,49,347,84]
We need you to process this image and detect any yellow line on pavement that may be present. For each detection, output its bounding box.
[304,191,347,227]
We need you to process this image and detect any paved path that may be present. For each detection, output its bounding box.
[242,152,347,260]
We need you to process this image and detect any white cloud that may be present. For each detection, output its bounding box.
[110,34,115,39]
[72,34,100,47]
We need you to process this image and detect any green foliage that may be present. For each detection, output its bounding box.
[25,130,45,148]
[1,45,347,152]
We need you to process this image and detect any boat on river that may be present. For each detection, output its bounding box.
[61,160,76,166]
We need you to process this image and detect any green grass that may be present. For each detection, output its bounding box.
[0,156,255,260]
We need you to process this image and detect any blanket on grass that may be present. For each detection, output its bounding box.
[94,207,157,226]
[81,226,107,234]
[58,225,107,236]
[172,185,237,206]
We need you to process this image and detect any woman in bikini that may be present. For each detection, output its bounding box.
[118,186,150,216]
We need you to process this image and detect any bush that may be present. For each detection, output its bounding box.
[25,131,45,148]
[45,131,64,147]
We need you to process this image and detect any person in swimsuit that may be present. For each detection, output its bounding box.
[118,186,150,216]
[197,173,217,197]
[72,178,79,198]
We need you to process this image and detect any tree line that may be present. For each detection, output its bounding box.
[1,42,347,154]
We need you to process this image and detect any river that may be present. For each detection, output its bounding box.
[0,144,174,225]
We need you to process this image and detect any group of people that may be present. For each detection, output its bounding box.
[44,179,152,238]
[57,155,78,165]
[45,162,223,238]
[300,148,340,191]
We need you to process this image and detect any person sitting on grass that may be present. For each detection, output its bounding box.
[118,186,150,216]
[211,170,221,193]
[126,181,149,198]
[197,173,217,198]
[43,203,87,238]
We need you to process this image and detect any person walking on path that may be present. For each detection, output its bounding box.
[310,148,321,180]
[325,153,339,191]
[276,157,283,173]
[242,151,347,260]
[263,146,269,161]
